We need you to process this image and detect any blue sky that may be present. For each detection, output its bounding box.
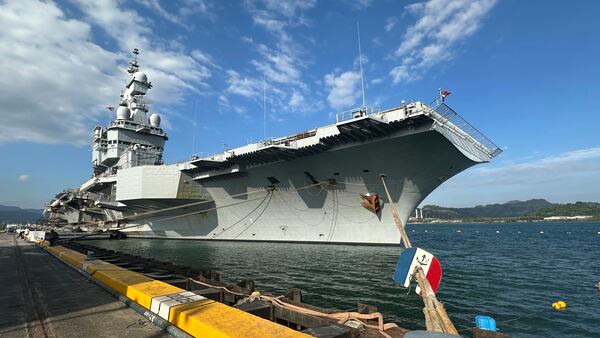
[1,0,599,209]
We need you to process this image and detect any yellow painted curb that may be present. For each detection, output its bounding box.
[40,244,309,338]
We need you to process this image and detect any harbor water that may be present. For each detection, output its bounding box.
[88,222,600,337]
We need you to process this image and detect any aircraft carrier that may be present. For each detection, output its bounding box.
[45,50,501,244]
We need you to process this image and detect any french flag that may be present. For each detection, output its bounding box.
[393,247,443,295]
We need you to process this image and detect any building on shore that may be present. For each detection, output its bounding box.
[543,215,593,221]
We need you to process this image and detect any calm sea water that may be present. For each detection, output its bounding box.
[87,222,600,337]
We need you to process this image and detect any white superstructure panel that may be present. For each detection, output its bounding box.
[116,165,182,200]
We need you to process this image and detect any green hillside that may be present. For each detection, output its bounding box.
[0,205,43,224]
[422,199,600,220]
[530,202,600,218]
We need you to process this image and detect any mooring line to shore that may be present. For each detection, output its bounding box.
[380,174,459,335]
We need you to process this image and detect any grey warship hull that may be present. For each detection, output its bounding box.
[44,51,501,245]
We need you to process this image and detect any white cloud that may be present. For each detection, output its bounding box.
[137,0,209,26]
[324,71,361,109]
[348,0,374,9]
[424,147,600,206]
[225,70,263,98]
[472,148,600,185]
[259,0,316,18]
[251,44,302,85]
[0,0,214,145]
[390,0,496,84]
[224,0,317,114]
[246,0,315,38]
[385,17,398,32]
[289,91,305,109]
[0,0,122,145]
[178,0,210,17]
[371,77,385,85]
[191,50,221,69]
[73,0,213,104]
[18,175,29,182]
[217,94,248,118]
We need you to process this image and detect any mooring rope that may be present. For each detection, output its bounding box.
[60,181,329,242]
[379,175,458,335]
[124,181,327,221]
[186,276,398,338]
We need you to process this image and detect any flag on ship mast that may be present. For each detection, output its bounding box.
[440,89,451,102]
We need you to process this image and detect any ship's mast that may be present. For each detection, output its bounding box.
[263,78,266,140]
[357,23,366,108]
[128,48,140,74]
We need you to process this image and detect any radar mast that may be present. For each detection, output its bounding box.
[127,48,140,74]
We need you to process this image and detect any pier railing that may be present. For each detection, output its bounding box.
[428,97,502,159]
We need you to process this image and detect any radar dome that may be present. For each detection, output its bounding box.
[116,106,131,120]
[149,113,161,127]
[133,71,148,83]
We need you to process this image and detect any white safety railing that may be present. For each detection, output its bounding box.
[335,106,381,123]
[428,97,502,158]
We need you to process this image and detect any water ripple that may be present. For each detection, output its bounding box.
[88,222,600,337]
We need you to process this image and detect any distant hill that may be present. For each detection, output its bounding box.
[530,202,600,218]
[0,205,43,224]
[423,199,564,219]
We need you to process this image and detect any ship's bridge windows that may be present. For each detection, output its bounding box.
[267,176,280,184]
[362,169,370,173]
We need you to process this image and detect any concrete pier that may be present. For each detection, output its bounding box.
[0,233,168,338]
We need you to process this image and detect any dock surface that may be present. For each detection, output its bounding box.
[0,233,169,338]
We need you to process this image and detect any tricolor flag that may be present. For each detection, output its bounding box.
[393,247,443,295]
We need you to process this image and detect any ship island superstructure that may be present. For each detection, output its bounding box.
[44,50,501,244]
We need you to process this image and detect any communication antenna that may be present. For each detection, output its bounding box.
[263,78,266,140]
[357,23,366,108]
[192,99,198,155]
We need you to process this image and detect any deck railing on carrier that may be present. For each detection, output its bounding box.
[428,97,502,159]
[335,106,381,123]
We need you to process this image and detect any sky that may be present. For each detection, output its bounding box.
[0,0,599,209]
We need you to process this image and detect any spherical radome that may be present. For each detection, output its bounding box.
[149,113,161,127]
[133,71,148,83]
[116,106,131,120]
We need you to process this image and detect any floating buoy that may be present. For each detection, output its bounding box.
[457,230,461,233]
[566,231,571,235]
[518,231,521,234]
[540,231,544,234]
[552,300,567,310]
[496,230,500,234]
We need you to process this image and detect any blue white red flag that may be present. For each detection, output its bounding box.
[393,247,443,295]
